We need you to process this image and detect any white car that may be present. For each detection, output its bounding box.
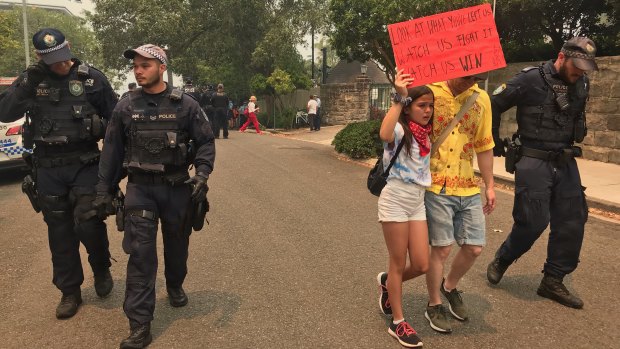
[0,117,31,171]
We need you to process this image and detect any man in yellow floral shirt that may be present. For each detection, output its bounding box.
[423,75,496,333]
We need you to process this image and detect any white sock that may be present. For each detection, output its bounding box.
[393,318,405,325]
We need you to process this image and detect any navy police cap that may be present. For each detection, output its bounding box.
[32,28,72,65]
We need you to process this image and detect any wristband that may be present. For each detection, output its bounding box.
[391,92,412,106]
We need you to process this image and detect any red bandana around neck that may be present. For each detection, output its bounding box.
[407,120,432,157]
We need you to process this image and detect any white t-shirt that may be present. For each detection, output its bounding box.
[382,123,431,187]
[248,102,257,113]
[307,99,318,114]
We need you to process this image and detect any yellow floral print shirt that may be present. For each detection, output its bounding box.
[427,81,494,196]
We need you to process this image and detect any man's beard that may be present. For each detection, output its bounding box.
[558,62,578,85]
[139,75,161,88]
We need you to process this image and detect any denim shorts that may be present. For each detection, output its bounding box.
[425,191,486,247]
[378,178,427,222]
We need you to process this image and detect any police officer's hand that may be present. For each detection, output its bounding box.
[185,173,209,202]
[493,135,505,157]
[24,61,49,89]
[93,192,115,219]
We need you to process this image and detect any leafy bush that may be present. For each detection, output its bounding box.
[257,108,297,130]
[332,120,383,159]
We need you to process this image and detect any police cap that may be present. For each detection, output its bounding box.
[124,44,168,65]
[32,28,73,65]
[561,37,598,71]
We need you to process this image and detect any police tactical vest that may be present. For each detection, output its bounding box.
[31,65,105,145]
[127,88,190,173]
[516,62,588,144]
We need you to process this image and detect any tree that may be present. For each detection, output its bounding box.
[329,0,482,84]
[89,0,312,101]
[495,0,619,61]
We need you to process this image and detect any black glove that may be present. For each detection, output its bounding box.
[184,173,208,202]
[493,135,505,157]
[92,192,115,219]
[23,61,49,90]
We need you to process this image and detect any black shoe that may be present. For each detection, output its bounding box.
[537,274,584,309]
[167,287,188,307]
[120,324,152,349]
[56,291,82,319]
[388,320,423,348]
[94,269,113,298]
[487,256,511,285]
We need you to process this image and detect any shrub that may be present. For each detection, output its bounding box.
[332,120,383,159]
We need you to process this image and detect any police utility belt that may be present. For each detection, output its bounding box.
[127,170,190,186]
[504,136,582,173]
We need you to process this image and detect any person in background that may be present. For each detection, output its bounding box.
[307,95,318,131]
[376,68,433,348]
[315,95,322,131]
[239,95,262,134]
[211,83,230,138]
[121,82,137,99]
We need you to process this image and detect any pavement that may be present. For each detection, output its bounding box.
[268,124,620,214]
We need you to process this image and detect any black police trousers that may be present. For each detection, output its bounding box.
[122,182,193,326]
[497,156,588,277]
[37,163,111,295]
[213,107,229,138]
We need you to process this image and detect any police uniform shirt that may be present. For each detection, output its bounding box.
[97,85,215,193]
[491,60,589,147]
[0,59,118,124]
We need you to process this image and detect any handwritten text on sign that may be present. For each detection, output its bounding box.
[387,3,506,86]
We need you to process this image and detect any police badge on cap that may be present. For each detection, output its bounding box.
[32,28,73,65]
[561,37,598,71]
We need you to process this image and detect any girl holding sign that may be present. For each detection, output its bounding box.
[376,68,433,348]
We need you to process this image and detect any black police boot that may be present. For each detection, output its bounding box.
[537,274,584,309]
[56,290,83,319]
[487,256,511,285]
[167,286,188,307]
[94,269,113,298]
[120,323,152,349]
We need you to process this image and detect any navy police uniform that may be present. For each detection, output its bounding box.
[97,84,215,328]
[210,88,230,138]
[491,60,588,275]
[488,37,597,308]
[0,29,117,316]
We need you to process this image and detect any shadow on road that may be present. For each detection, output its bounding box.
[482,272,582,303]
[152,289,241,337]
[385,290,499,337]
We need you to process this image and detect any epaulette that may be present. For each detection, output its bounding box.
[521,66,537,73]
[77,64,91,78]
[169,88,183,101]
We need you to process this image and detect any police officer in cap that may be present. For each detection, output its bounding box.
[0,28,116,319]
[183,78,202,101]
[487,37,598,309]
[96,44,215,348]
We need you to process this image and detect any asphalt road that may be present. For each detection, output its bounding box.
[0,132,618,349]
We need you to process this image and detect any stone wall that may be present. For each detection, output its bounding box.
[488,56,620,164]
[321,76,371,124]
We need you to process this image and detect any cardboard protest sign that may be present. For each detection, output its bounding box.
[387,3,506,86]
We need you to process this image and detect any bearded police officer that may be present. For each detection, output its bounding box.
[0,28,116,319]
[487,37,598,309]
[96,44,215,348]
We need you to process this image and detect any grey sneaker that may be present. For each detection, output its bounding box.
[424,304,452,333]
[376,272,391,315]
[440,279,468,321]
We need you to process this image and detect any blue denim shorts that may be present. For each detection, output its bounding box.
[424,191,486,247]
